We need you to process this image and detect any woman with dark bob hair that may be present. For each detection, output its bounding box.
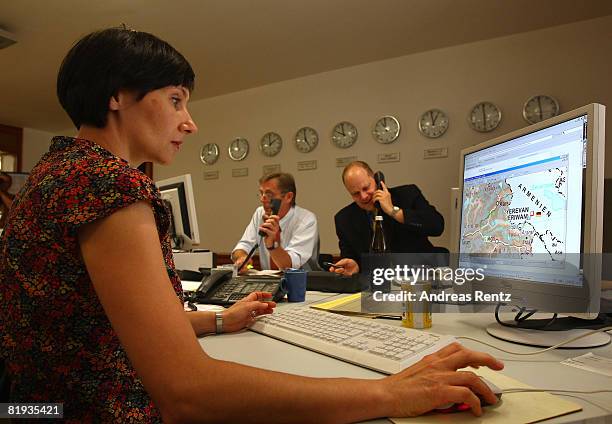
[0,28,502,422]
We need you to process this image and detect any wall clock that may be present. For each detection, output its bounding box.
[259,132,282,157]
[469,102,501,132]
[331,121,358,148]
[372,115,400,144]
[418,109,449,138]
[228,137,249,161]
[200,143,219,165]
[295,127,319,153]
[523,95,559,124]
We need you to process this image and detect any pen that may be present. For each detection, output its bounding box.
[322,261,344,269]
[374,315,402,321]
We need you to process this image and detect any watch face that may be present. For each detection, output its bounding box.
[295,127,319,153]
[418,109,449,138]
[331,121,358,148]
[200,142,219,165]
[259,132,282,157]
[372,115,400,144]
[469,102,501,132]
[228,137,249,161]
[523,95,559,124]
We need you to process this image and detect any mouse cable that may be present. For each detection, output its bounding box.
[501,388,612,394]
[456,325,612,355]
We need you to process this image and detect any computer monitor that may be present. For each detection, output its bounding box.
[156,174,200,251]
[455,103,609,347]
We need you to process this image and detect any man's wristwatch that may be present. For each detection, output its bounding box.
[391,205,400,216]
[266,241,277,250]
[215,311,223,334]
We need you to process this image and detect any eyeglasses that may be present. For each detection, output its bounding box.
[257,190,286,200]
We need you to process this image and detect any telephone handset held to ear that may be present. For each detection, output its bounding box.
[373,171,385,211]
[258,198,282,237]
[374,171,385,190]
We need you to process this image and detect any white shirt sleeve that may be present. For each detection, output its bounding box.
[283,209,318,269]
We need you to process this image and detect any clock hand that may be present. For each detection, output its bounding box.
[340,123,346,136]
[481,104,486,126]
[431,110,438,125]
[537,97,543,120]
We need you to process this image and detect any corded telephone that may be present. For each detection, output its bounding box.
[194,269,285,306]
[374,171,385,190]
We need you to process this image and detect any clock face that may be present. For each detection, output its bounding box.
[331,121,358,148]
[469,102,501,132]
[228,137,249,161]
[372,115,400,144]
[523,95,559,124]
[418,109,449,138]
[294,127,319,153]
[259,132,282,157]
[200,143,219,165]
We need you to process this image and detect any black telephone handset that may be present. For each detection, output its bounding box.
[374,171,385,190]
[258,198,281,237]
[373,171,385,211]
[196,269,233,298]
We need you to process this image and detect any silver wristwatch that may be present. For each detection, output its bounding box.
[391,205,400,216]
[215,311,223,334]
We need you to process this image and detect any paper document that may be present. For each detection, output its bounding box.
[244,269,283,277]
[181,280,201,291]
[311,293,402,318]
[391,367,581,424]
[561,352,612,377]
[312,293,362,310]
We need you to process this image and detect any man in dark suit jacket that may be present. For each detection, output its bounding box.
[331,161,444,276]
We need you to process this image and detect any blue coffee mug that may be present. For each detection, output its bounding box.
[281,268,307,302]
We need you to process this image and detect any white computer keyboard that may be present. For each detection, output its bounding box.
[250,307,455,374]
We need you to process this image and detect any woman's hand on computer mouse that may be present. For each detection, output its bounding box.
[381,342,504,417]
[221,292,276,333]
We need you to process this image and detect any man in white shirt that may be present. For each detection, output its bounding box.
[232,173,319,271]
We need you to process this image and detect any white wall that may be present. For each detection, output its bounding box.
[24,16,612,255]
[22,127,54,171]
[153,16,612,254]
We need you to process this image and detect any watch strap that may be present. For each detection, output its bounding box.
[215,311,223,334]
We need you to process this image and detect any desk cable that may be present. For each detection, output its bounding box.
[501,388,612,394]
[456,325,612,355]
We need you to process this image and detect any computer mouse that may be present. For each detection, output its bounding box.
[434,377,503,413]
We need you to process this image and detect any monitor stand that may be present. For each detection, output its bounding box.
[487,316,611,348]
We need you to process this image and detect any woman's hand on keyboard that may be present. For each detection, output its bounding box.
[383,342,504,417]
[221,291,276,333]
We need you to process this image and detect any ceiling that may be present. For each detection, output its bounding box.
[1,0,611,132]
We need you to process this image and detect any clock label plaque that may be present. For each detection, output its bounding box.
[377,152,400,163]
[203,171,219,180]
[336,156,357,168]
[232,168,249,177]
[297,160,317,171]
[263,164,281,175]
